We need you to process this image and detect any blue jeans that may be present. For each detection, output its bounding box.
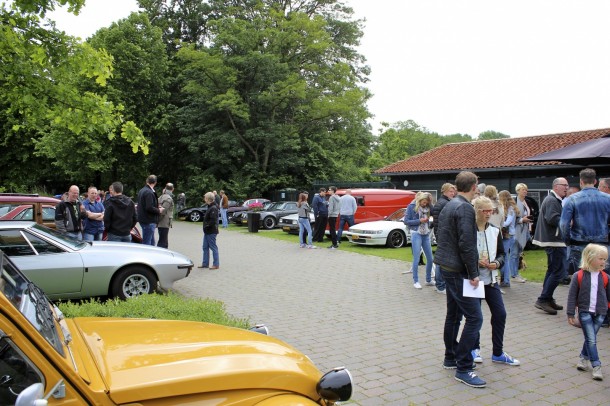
[220,208,228,228]
[107,233,131,243]
[501,236,514,284]
[141,223,156,246]
[83,232,103,241]
[474,284,506,356]
[537,247,567,303]
[298,217,313,246]
[442,269,483,372]
[410,233,433,283]
[579,311,605,367]
[337,215,355,241]
[435,264,445,291]
[202,233,219,267]
[510,237,522,278]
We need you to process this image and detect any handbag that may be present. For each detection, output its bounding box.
[518,253,526,270]
[501,226,510,239]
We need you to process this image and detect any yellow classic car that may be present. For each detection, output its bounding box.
[0,251,352,405]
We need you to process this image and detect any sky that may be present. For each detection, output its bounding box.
[48,0,610,138]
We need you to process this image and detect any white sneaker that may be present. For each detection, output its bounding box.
[436,288,446,294]
[472,349,483,363]
[402,270,413,274]
[425,281,435,286]
[514,275,527,283]
[414,282,422,289]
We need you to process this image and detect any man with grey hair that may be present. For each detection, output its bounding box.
[157,183,175,248]
[532,177,569,315]
[337,189,357,243]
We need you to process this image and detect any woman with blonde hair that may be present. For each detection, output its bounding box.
[513,183,532,283]
[403,192,434,289]
[498,191,519,287]
[484,185,504,229]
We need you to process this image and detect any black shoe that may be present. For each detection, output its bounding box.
[535,301,558,315]
[549,300,563,311]
[562,277,572,285]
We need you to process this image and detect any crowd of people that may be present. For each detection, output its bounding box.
[52,168,610,386]
[428,169,610,388]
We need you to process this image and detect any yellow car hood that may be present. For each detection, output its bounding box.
[71,318,322,404]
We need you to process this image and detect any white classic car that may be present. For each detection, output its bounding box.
[344,208,436,248]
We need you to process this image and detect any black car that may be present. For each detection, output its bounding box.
[239,201,299,230]
[178,200,241,222]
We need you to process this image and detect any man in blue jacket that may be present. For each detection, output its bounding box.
[312,188,328,243]
[560,168,610,278]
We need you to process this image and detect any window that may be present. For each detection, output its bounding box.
[0,230,35,256]
[0,336,44,404]
[23,233,63,255]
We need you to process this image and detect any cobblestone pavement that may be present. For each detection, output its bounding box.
[170,221,608,405]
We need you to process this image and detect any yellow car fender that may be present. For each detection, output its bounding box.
[255,394,322,405]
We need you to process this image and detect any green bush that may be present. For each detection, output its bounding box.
[57,292,250,329]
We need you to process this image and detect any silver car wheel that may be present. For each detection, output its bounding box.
[112,267,156,299]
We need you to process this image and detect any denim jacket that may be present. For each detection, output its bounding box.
[403,202,421,232]
[560,187,610,245]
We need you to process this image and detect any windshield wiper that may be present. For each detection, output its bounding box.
[27,283,58,341]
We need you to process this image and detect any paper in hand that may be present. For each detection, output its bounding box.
[463,279,485,298]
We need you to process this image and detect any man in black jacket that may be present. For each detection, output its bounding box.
[431,183,456,294]
[532,178,569,315]
[104,181,137,242]
[137,175,164,246]
[434,171,485,388]
[55,185,83,240]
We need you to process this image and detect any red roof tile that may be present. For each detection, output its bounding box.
[375,128,610,174]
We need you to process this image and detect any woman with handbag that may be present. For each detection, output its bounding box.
[498,191,518,287]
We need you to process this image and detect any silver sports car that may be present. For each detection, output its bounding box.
[0,221,193,300]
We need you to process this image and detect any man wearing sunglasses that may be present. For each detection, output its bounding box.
[532,177,569,315]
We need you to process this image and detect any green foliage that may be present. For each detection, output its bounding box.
[57,292,250,329]
[0,1,147,187]
[478,130,510,140]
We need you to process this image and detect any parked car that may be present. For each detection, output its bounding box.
[279,212,315,234]
[242,198,270,207]
[0,221,193,300]
[0,193,60,228]
[344,208,437,248]
[239,201,299,230]
[178,200,243,222]
[0,250,353,405]
[232,201,274,225]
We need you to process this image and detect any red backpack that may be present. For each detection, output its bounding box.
[576,270,610,309]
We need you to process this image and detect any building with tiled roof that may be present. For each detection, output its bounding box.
[373,128,610,204]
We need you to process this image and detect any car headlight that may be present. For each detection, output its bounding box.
[316,367,352,402]
[249,324,269,335]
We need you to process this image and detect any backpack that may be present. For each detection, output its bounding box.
[576,269,610,309]
[576,269,608,288]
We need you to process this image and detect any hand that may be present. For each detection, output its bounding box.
[469,277,480,288]
[420,216,428,223]
[568,317,581,328]
[478,258,490,268]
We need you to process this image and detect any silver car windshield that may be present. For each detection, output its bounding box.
[0,254,64,355]
[30,224,87,250]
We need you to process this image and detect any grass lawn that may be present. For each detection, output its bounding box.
[229,224,549,282]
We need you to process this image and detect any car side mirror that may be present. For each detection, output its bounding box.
[15,383,46,406]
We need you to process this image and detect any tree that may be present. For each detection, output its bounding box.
[0,0,147,187]
[168,0,372,194]
[478,130,510,140]
[87,12,173,188]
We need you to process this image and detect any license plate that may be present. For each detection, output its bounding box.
[282,226,291,231]
[351,234,359,239]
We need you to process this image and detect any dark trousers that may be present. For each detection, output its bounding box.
[442,269,483,372]
[313,214,328,242]
[537,247,567,303]
[157,227,169,248]
[474,284,506,356]
[328,216,338,247]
